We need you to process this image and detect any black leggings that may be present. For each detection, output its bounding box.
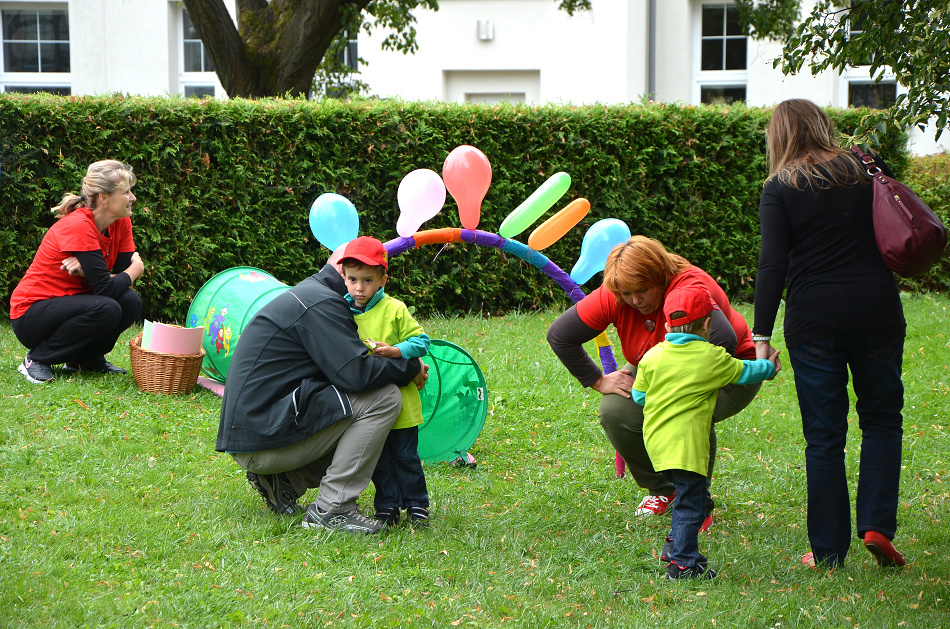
[12,290,142,365]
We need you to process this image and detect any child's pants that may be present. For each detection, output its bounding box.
[372,425,429,510]
[662,468,707,568]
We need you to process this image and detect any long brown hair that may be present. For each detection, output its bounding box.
[765,99,867,190]
[603,236,690,298]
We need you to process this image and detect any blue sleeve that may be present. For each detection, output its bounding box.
[737,358,776,385]
[395,333,430,359]
[631,388,646,406]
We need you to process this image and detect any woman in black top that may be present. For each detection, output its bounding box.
[753,99,906,569]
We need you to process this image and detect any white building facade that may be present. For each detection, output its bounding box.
[1,0,945,153]
[0,0,231,99]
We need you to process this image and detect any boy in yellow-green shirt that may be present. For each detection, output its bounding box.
[633,287,779,579]
[339,237,431,527]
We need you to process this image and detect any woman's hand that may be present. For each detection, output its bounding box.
[125,252,145,282]
[756,341,782,378]
[61,256,86,277]
[591,368,635,398]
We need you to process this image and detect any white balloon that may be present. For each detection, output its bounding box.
[396,169,446,237]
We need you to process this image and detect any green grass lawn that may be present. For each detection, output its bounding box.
[1,293,948,628]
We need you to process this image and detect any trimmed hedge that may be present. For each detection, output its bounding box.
[903,152,950,292]
[0,94,916,322]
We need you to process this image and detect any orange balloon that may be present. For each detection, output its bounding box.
[527,198,591,250]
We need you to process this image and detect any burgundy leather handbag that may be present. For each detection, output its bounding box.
[852,148,947,277]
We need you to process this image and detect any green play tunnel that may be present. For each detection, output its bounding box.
[185,267,290,382]
[417,340,488,463]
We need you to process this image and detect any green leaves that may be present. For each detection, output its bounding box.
[762,0,950,144]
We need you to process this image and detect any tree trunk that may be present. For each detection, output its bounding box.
[182,0,371,98]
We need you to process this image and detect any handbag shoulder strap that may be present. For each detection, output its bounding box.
[850,146,881,176]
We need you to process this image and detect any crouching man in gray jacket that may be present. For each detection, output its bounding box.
[216,256,426,534]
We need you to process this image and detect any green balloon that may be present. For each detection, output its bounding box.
[498,172,571,238]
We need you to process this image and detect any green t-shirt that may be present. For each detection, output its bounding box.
[352,292,426,429]
[633,336,746,475]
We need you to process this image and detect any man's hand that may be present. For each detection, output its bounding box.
[411,358,429,391]
[590,368,634,398]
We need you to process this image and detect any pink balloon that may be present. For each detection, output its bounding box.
[442,145,492,230]
[396,169,447,237]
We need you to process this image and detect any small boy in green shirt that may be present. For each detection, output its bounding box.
[633,286,779,579]
[339,236,432,528]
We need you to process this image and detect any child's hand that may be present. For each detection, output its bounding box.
[367,339,401,359]
[767,348,782,378]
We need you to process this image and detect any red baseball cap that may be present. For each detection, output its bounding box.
[664,287,717,327]
[339,236,388,270]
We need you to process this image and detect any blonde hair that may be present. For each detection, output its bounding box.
[51,160,137,218]
[603,236,690,298]
[765,99,867,190]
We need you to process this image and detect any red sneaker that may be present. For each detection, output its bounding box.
[635,492,676,516]
[864,531,906,567]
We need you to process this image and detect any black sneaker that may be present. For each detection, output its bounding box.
[406,506,430,528]
[246,471,305,515]
[660,537,674,563]
[375,508,400,526]
[667,561,716,580]
[18,355,54,384]
[63,358,127,375]
[301,504,387,534]
[660,539,708,568]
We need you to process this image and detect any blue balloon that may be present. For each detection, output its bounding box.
[569,219,631,285]
[309,193,359,251]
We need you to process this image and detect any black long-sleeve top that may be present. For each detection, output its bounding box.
[753,154,905,348]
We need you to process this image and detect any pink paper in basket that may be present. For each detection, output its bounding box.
[148,322,205,355]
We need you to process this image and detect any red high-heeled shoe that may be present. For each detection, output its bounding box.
[864,531,906,567]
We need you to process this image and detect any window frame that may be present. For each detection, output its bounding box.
[837,0,899,109]
[0,2,70,95]
[178,5,216,98]
[692,1,748,105]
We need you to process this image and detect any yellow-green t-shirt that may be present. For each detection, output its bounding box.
[352,294,426,429]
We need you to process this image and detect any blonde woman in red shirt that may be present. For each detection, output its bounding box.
[11,160,145,384]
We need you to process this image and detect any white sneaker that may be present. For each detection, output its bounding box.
[635,492,675,516]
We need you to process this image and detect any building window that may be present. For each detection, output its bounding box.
[695,3,747,105]
[1,7,69,72]
[701,4,745,71]
[849,82,897,109]
[0,6,70,94]
[843,1,896,109]
[337,30,358,72]
[180,7,215,98]
[182,9,213,73]
[701,85,745,105]
[4,84,68,94]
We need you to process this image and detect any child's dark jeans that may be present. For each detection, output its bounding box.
[372,426,429,510]
[661,468,707,568]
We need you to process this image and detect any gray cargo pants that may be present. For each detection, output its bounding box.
[232,384,402,513]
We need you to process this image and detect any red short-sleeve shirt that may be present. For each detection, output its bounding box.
[9,208,135,319]
[575,266,754,365]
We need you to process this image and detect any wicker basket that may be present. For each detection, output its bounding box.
[129,332,205,395]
